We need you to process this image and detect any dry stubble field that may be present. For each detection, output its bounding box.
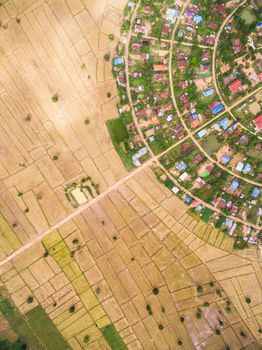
[0,0,261,349]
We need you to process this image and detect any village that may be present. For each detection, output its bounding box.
[109,0,261,247]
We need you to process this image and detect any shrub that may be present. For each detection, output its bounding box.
[158,324,164,330]
[53,155,58,161]
[25,114,31,121]
[225,306,232,313]
[180,316,185,323]
[209,281,214,287]
[72,239,79,245]
[195,310,202,319]
[107,92,112,98]
[84,118,90,125]
[216,289,222,297]
[215,329,220,335]
[83,335,90,344]
[108,33,114,41]
[245,297,251,304]
[178,340,182,346]
[146,304,153,315]
[203,302,209,307]
[27,296,34,304]
[43,250,49,258]
[69,305,75,313]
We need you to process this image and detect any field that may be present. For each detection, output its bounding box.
[0,167,261,349]
[0,0,128,256]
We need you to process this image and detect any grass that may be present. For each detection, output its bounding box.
[26,305,71,350]
[102,324,127,350]
[107,119,128,143]
[0,299,45,349]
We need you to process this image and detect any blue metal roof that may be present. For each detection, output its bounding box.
[212,104,225,115]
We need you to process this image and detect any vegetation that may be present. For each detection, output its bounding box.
[101,324,127,350]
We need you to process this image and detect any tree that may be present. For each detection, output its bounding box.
[51,94,58,103]
[197,285,203,293]
[104,53,110,62]
[152,287,159,295]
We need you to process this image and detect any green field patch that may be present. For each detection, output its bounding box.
[0,298,45,350]
[201,208,214,223]
[102,324,127,350]
[201,133,221,156]
[26,305,71,350]
[106,119,134,170]
[107,119,128,144]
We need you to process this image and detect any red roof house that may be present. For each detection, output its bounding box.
[229,79,242,94]
[253,115,262,129]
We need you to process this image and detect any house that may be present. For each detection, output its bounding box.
[117,71,125,86]
[114,57,124,65]
[235,161,244,172]
[230,179,240,191]
[141,53,150,60]
[203,88,214,97]
[252,187,260,198]
[211,104,225,115]
[229,79,242,94]
[221,155,231,165]
[197,129,206,138]
[160,91,169,99]
[218,117,230,130]
[166,8,180,22]
[143,6,151,14]
[179,172,189,181]
[162,24,170,35]
[208,22,217,30]
[242,164,251,174]
[178,29,185,38]
[176,161,187,171]
[132,147,148,167]
[154,64,168,72]
[177,60,186,69]
[193,14,203,24]
[253,115,262,129]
